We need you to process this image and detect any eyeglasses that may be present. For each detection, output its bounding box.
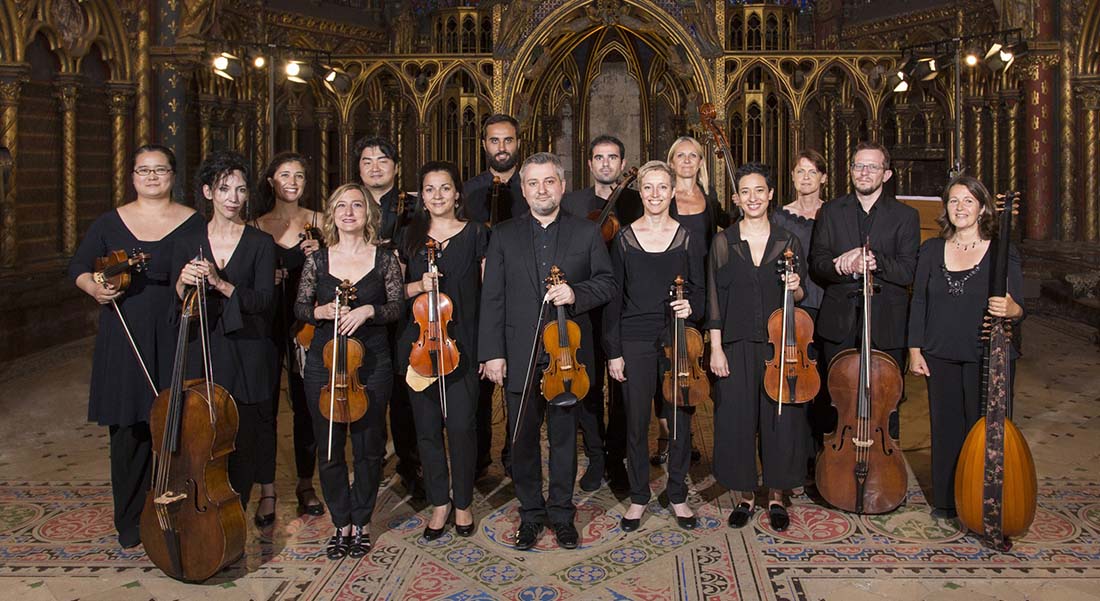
[850,163,884,173]
[133,166,173,177]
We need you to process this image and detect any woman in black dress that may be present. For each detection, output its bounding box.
[295,183,404,559]
[605,160,704,531]
[396,161,488,540]
[708,162,806,533]
[69,144,202,549]
[252,152,325,526]
[908,175,1024,519]
[172,150,277,512]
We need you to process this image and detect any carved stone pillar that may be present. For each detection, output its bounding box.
[316,108,333,203]
[198,96,216,162]
[339,116,354,183]
[254,91,268,180]
[1024,56,1057,240]
[1002,91,1021,194]
[0,67,25,268]
[1060,4,1076,240]
[107,83,135,207]
[235,106,249,154]
[825,97,836,200]
[135,1,152,144]
[288,109,301,153]
[990,100,1001,191]
[1083,89,1100,242]
[968,100,984,185]
[56,76,79,255]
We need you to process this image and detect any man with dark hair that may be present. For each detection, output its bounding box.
[809,140,919,439]
[560,134,641,492]
[479,152,616,550]
[352,135,423,498]
[463,114,527,225]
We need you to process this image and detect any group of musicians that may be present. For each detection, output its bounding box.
[70,112,1025,561]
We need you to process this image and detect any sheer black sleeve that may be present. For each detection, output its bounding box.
[370,249,405,324]
[705,230,730,331]
[295,252,320,324]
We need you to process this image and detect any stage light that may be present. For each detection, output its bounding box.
[964,52,979,67]
[322,67,352,94]
[910,57,939,81]
[212,52,242,80]
[251,52,266,69]
[983,42,1014,72]
[286,60,313,83]
[887,70,908,93]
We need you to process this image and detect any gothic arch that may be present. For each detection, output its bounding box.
[1079,0,1100,75]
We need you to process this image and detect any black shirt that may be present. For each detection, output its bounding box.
[463,170,526,225]
[531,214,561,283]
[376,187,415,243]
[561,185,644,225]
[856,198,878,243]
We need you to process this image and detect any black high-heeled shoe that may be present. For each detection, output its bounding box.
[423,506,451,541]
[649,437,670,466]
[296,486,325,517]
[454,507,476,537]
[348,525,370,557]
[253,495,276,529]
[326,528,350,560]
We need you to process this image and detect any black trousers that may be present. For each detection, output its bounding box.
[924,354,982,510]
[108,422,152,548]
[713,341,810,492]
[604,378,627,463]
[305,353,391,529]
[389,375,421,480]
[507,387,578,524]
[820,327,906,440]
[622,343,691,504]
[228,402,273,509]
[261,335,316,485]
[409,363,479,509]
[476,379,510,472]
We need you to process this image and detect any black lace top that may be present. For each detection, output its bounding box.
[771,207,823,311]
[294,247,404,348]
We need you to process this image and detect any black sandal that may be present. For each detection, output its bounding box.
[348,525,371,558]
[296,486,325,517]
[649,437,670,466]
[253,495,276,528]
[326,527,350,560]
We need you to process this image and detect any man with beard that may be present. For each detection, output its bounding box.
[353,135,423,498]
[560,135,641,492]
[809,141,919,439]
[479,152,616,550]
[464,114,527,225]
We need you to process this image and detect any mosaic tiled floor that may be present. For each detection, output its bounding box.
[0,316,1099,601]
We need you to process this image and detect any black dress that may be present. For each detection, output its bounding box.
[396,222,489,509]
[170,225,277,508]
[707,222,810,493]
[770,208,823,312]
[295,247,404,529]
[603,224,704,506]
[67,209,204,548]
[907,237,1023,510]
[670,185,728,253]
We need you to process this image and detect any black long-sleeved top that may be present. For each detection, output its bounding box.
[907,237,1024,362]
[294,247,404,347]
[771,208,823,311]
[170,225,277,405]
[603,224,705,358]
[561,185,644,226]
[670,184,730,253]
[463,170,527,225]
[706,222,806,344]
[377,187,416,243]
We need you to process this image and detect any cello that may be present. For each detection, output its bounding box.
[540,266,590,407]
[815,241,907,514]
[764,247,820,415]
[698,102,740,217]
[140,267,245,583]
[409,239,461,417]
[954,191,1037,550]
[320,280,369,459]
[587,167,639,243]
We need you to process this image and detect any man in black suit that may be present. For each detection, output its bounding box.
[480,152,616,550]
[809,141,919,438]
[560,134,640,492]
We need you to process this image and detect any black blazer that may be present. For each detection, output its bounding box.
[809,192,920,349]
[478,212,616,394]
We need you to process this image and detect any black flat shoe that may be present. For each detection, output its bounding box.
[550,521,579,549]
[253,495,276,528]
[676,515,698,530]
[348,525,370,558]
[514,521,544,550]
[579,466,603,492]
[620,516,640,532]
[768,504,790,532]
[296,487,325,517]
[728,502,755,529]
[326,528,350,560]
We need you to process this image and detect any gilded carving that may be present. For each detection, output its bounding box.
[495,0,537,56]
[178,0,221,43]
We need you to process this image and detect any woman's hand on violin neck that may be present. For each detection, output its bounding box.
[908,348,930,377]
[608,357,626,382]
[314,302,349,321]
[546,283,575,306]
[419,271,439,293]
[782,272,801,292]
[300,238,320,256]
[670,299,691,319]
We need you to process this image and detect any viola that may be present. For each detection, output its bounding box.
[487,176,503,226]
[698,102,740,216]
[587,167,639,243]
[409,239,461,416]
[293,225,325,350]
[140,275,244,582]
[815,241,907,514]
[954,191,1036,550]
[540,266,589,407]
[661,275,709,408]
[94,249,151,291]
[764,247,820,412]
[320,280,369,457]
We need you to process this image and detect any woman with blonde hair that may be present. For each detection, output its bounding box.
[295,183,404,559]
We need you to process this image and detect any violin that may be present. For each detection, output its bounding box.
[661,275,709,408]
[293,224,324,350]
[487,176,503,226]
[764,248,820,413]
[954,191,1036,550]
[698,102,740,217]
[94,249,151,291]
[409,239,461,415]
[540,266,589,407]
[815,240,907,514]
[140,274,244,582]
[587,167,638,243]
[320,280,369,457]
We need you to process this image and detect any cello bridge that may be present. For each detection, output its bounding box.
[852,438,873,448]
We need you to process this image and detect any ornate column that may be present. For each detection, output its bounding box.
[825,96,836,199]
[254,85,268,180]
[0,66,26,268]
[339,115,354,183]
[1059,3,1076,240]
[107,83,135,207]
[1082,88,1100,242]
[235,105,249,154]
[198,96,216,161]
[135,1,152,144]
[1002,91,1021,194]
[56,75,80,255]
[316,108,333,202]
[1024,55,1058,240]
[968,100,984,185]
[288,110,301,152]
[990,99,1001,191]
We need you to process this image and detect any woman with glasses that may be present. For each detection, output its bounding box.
[171,150,277,515]
[68,144,203,549]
